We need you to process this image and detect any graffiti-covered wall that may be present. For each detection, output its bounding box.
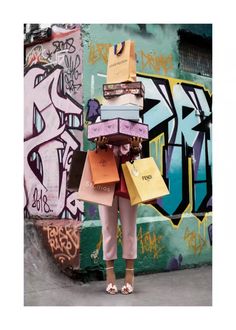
[24,24,212,275]
[138,74,212,225]
[24,27,84,219]
[81,24,212,275]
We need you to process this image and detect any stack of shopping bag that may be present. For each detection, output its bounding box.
[67,40,170,207]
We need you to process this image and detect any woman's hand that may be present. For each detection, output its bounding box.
[95,136,109,149]
[129,137,142,155]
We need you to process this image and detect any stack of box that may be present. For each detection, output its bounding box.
[88,41,148,145]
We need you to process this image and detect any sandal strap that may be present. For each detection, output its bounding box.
[121,283,134,294]
[126,268,134,271]
[106,266,114,270]
[106,283,118,294]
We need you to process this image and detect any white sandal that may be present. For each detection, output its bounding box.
[121,268,134,295]
[105,267,118,295]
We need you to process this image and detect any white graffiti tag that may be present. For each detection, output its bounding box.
[24,66,83,218]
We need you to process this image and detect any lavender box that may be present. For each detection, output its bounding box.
[88,118,149,146]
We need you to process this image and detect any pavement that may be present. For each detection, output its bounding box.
[25,264,212,306]
[24,220,212,306]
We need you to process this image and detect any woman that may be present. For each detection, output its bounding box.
[96,135,142,295]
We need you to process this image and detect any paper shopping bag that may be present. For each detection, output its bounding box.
[122,157,169,206]
[88,148,120,186]
[115,169,129,199]
[77,153,115,206]
[106,40,136,84]
[115,155,130,199]
[66,149,87,191]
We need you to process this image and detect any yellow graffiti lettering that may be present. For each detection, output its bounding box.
[184,227,207,255]
[140,50,173,75]
[93,226,164,259]
[88,43,112,65]
[137,227,164,259]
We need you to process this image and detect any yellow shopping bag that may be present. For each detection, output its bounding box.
[122,157,170,206]
[106,40,136,84]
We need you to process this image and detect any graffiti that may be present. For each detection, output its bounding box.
[44,50,69,68]
[88,204,98,218]
[45,49,53,61]
[88,42,172,74]
[184,227,207,255]
[208,224,212,245]
[90,249,100,263]
[91,225,164,261]
[138,73,212,226]
[137,227,164,259]
[140,50,173,75]
[86,99,101,122]
[40,220,81,266]
[32,188,53,213]
[90,231,103,263]
[52,37,76,54]
[24,64,84,219]
[25,44,49,67]
[25,35,82,85]
[64,54,82,93]
[88,43,112,65]
[25,45,68,69]
[167,254,183,271]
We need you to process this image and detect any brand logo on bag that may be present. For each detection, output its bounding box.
[142,175,152,181]
[98,159,107,167]
[85,181,111,192]
[109,59,128,68]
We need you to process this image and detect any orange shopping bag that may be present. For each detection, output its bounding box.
[106,40,136,84]
[77,153,115,206]
[88,148,120,186]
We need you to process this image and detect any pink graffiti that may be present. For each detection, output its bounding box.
[24,66,83,218]
[25,45,48,67]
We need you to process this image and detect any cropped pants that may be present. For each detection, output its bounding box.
[98,196,138,260]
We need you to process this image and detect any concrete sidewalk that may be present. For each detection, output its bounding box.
[24,265,212,306]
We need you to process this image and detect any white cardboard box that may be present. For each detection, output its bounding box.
[103,93,143,109]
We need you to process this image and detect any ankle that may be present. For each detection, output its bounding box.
[126,268,134,275]
[106,266,116,284]
[125,268,134,283]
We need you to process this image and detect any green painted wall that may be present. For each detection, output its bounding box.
[24,24,212,278]
[80,24,212,277]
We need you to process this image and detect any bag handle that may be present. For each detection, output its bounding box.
[114,41,125,56]
[130,161,139,177]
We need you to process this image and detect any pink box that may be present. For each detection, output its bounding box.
[88,118,149,145]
